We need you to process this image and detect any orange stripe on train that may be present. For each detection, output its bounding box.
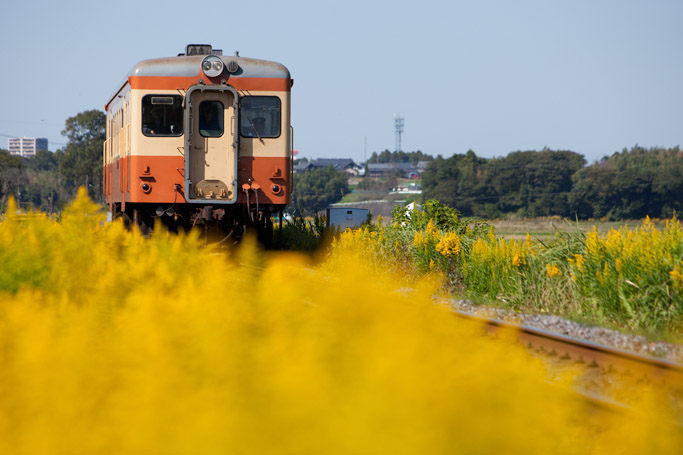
[106,155,291,205]
[129,75,292,91]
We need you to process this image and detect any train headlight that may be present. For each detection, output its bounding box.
[201,55,224,77]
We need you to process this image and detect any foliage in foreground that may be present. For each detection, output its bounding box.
[332,201,683,338]
[272,211,328,250]
[0,192,681,453]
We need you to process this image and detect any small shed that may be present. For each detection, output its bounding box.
[326,207,370,231]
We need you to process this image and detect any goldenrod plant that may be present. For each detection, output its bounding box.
[0,192,682,453]
[333,202,683,338]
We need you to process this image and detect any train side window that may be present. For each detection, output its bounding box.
[240,96,281,138]
[199,101,224,137]
[142,95,183,136]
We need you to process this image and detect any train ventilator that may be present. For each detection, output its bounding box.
[103,44,293,240]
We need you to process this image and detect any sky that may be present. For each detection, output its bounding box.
[1,0,681,164]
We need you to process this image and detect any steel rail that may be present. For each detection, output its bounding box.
[454,310,683,387]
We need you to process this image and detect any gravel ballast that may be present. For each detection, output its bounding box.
[446,299,683,365]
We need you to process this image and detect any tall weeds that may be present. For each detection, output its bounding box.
[332,202,683,338]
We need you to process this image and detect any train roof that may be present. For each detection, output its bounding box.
[106,45,290,110]
[128,54,290,79]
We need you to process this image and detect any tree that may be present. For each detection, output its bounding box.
[484,149,585,217]
[368,149,433,165]
[422,149,586,218]
[0,149,23,170]
[0,150,24,209]
[652,148,683,217]
[59,109,106,201]
[292,166,350,215]
[569,145,683,220]
[26,149,58,172]
[421,151,493,216]
[24,169,62,213]
[421,154,465,210]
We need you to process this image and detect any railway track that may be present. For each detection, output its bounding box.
[454,309,683,419]
[454,310,683,386]
[240,260,683,389]
[239,261,681,416]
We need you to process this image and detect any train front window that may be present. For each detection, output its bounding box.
[240,96,281,138]
[199,101,224,137]
[142,95,183,136]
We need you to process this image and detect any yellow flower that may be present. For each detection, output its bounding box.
[670,264,683,291]
[471,238,489,260]
[586,228,602,259]
[546,263,560,278]
[605,229,622,255]
[435,232,461,257]
[425,219,439,240]
[511,253,521,267]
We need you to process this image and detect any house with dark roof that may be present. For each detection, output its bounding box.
[293,158,364,176]
[293,161,316,173]
[367,162,420,178]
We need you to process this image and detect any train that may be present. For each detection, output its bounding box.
[104,44,292,240]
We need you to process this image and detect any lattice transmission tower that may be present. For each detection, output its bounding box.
[394,114,404,153]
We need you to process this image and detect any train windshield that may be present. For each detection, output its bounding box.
[198,101,224,137]
[240,96,281,138]
[142,95,183,136]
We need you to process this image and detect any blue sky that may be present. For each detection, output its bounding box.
[1,0,681,164]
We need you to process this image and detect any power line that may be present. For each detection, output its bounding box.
[0,132,66,147]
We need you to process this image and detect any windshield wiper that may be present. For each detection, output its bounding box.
[246,117,264,144]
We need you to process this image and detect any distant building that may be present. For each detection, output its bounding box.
[367,162,417,178]
[7,137,48,157]
[389,183,422,194]
[326,207,370,231]
[366,161,431,179]
[293,160,316,173]
[416,161,431,173]
[293,158,364,176]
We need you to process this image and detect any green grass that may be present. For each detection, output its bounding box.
[488,217,667,242]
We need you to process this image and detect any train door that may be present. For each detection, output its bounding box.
[185,86,239,203]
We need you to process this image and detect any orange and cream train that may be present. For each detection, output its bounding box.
[104,44,292,238]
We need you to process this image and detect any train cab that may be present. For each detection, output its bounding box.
[104,44,292,239]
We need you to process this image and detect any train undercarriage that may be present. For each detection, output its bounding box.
[111,202,282,246]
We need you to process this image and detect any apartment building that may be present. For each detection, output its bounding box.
[7,137,48,157]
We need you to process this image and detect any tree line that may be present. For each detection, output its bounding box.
[0,110,105,213]
[291,166,350,215]
[368,149,433,165]
[4,106,681,222]
[421,146,683,219]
